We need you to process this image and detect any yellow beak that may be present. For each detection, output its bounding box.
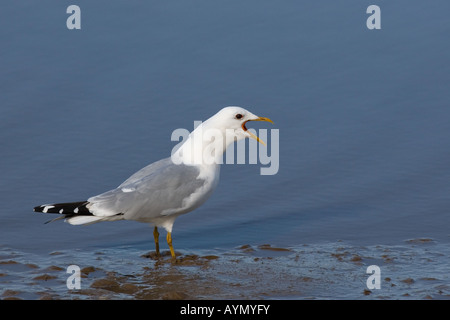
[242,117,274,146]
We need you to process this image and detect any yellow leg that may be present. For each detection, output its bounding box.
[166,232,176,259]
[153,226,160,256]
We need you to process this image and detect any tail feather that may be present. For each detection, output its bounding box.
[34,201,124,225]
[34,201,91,216]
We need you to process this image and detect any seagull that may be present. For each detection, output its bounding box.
[34,106,273,259]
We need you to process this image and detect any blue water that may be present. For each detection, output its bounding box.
[1,1,450,299]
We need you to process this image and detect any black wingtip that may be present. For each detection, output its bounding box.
[33,201,91,215]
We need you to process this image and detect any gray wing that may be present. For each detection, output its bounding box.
[87,157,206,221]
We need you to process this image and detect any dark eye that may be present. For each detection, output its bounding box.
[235,114,243,119]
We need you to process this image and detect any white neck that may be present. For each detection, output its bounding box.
[171,119,239,166]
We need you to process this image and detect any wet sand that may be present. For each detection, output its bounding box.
[1,239,450,300]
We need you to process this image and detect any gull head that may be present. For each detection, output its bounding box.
[207,106,274,145]
[173,106,273,166]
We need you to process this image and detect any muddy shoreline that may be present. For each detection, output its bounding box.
[1,240,450,300]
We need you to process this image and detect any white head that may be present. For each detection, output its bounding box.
[173,106,273,165]
[202,106,273,145]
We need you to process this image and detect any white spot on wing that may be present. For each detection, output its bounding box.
[121,187,135,193]
[74,207,79,214]
[59,209,64,213]
[42,205,55,213]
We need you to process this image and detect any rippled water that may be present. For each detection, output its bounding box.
[1,1,450,299]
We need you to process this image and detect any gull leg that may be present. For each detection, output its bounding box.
[166,232,176,259]
[153,226,160,256]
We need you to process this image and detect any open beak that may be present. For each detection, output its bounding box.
[241,116,274,146]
